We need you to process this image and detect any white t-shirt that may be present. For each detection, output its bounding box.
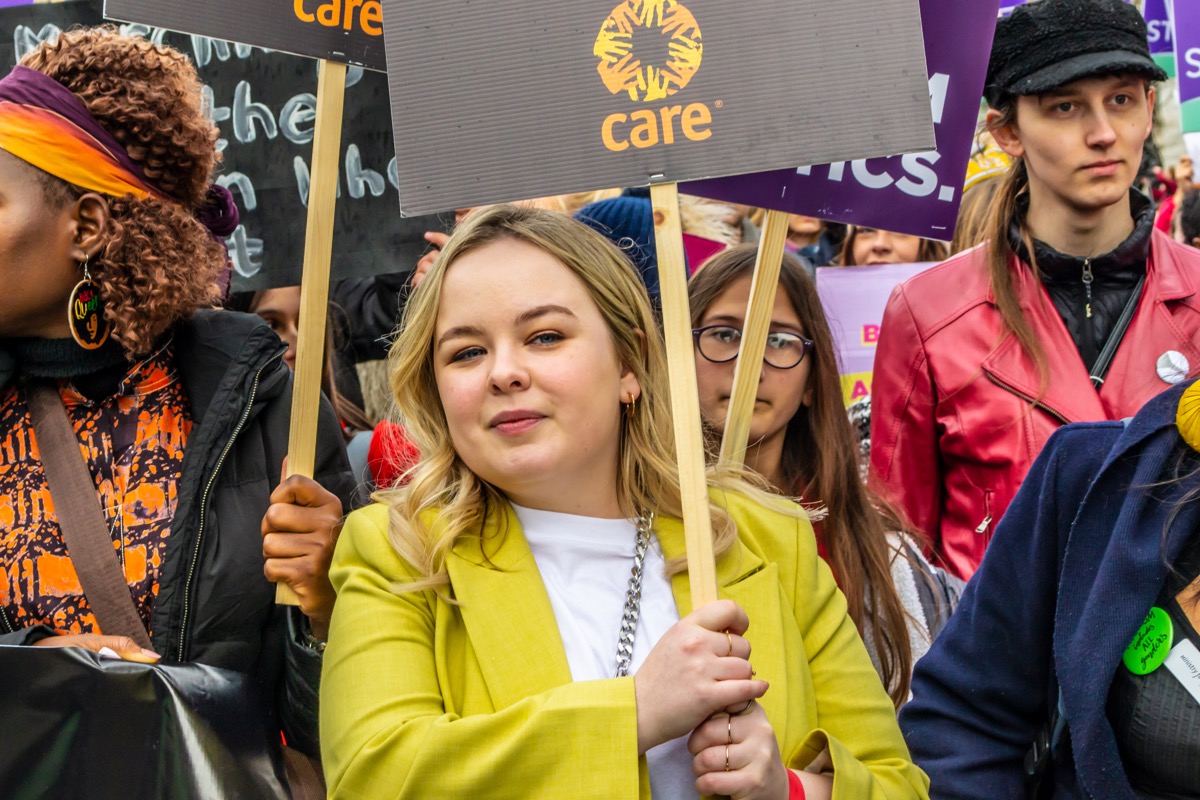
[513,504,697,800]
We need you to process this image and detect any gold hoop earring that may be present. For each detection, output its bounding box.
[67,257,111,350]
[624,394,638,419]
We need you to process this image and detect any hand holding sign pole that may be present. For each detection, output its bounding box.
[276,58,347,606]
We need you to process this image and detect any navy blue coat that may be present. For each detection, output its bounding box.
[900,380,1200,799]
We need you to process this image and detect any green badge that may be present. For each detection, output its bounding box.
[1122,606,1174,676]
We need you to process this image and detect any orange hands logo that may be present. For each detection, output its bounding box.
[594,0,703,103]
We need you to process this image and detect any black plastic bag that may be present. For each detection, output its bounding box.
[0,645,290,800]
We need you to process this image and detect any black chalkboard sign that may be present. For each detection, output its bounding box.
[0,0,442,291]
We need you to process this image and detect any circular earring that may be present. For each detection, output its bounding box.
[67,258,112,350]
[624,394,638,419]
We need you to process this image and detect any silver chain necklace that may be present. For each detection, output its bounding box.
[614,512,654,678]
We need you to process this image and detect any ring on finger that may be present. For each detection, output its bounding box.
[726,716,733,745]
[732,698,755,715]
[725,744,731,772]
[725,630,733,657]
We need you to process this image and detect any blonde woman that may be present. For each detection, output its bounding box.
[319,206,928,800]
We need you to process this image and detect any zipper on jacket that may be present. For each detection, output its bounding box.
[975,490,994,542]
[983,371,1071,425]
[1081,259,1094,319]
[974,491,993,534]
[0,606,14,634]
[176,354,279,662]
[1081,258,1098,369]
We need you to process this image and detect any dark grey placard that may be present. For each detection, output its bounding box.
[104,0,387,70]
[382,0,935,216]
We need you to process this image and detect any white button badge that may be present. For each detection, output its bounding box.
[1157,351,1190,385]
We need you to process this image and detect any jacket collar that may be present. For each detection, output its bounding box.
[1145,227,1199,302]
[445,496,783,714]
[445,501,575,709]
[1054,381,1200,798]
[980,267,1107,423]
[173,309,288,426]
[982,228,1198,424]
[1009,190,1153,286]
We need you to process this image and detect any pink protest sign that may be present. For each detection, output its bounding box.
[816,262,936,403]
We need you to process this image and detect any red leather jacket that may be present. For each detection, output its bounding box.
[869,229,1200,579]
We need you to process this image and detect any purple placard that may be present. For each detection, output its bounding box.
[1146,0,1174,56]
[683,0,998,241]
[816,262,935,402]
[1176,0,1200,109]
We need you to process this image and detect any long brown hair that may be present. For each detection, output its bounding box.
[689,244,913,707]
[950,175,1005,255]
[981,100,1051,388]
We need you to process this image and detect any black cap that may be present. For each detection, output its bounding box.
[985,0,1167,108]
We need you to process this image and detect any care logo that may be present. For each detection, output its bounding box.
[594,0,702,102]
[594,0,714,152]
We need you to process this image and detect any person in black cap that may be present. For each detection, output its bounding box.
[870,0,1200,579]
[887,1,1200,797]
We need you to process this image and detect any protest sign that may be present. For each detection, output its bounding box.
[683,0,998,241]
[105,0,385,70]
[1146,0,1177,77]
[380,0,935,216]
[0,0,439,291]
[816,263,935,404]
[1002,1,1139,20]
[1174,0,1200,134]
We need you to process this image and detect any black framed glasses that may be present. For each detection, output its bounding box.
[692,325,814,370]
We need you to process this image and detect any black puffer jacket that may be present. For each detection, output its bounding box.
[1010,191,1153,375]
[0,310,354,756]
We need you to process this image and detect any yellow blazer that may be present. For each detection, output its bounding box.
[320,493,929,799]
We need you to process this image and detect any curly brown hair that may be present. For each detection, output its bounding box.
[22,27,227,357]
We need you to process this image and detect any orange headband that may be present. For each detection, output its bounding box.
[0,101,156,200]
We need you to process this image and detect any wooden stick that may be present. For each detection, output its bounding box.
[278,59,347,606]
[719,209,789,467]
[650,182,718,608]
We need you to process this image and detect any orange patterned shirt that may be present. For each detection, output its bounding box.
[0,345,191,636]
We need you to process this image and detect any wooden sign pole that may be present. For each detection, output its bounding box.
[650,182,718,608]
[718,209,789,468]
[277,59,348,606]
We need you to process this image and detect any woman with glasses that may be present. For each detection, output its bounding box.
[690,245,961,708]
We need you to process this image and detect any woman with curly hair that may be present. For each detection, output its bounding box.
[0,26,352,764]
[319,205,928,799]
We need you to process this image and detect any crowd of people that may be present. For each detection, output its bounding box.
[3,0,1200,798]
